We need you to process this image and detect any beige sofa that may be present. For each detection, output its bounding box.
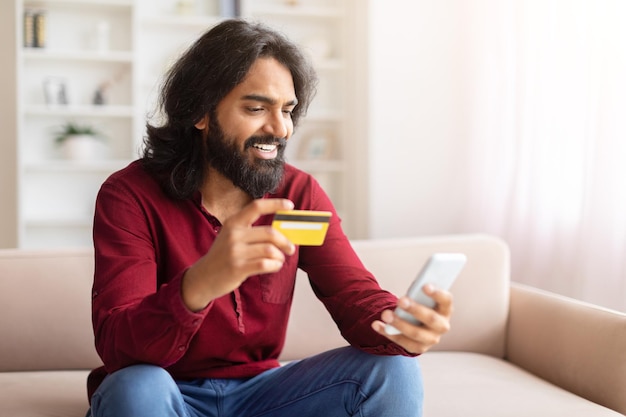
[1,234,624,416]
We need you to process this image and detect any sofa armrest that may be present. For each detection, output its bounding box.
[507,282,626,415]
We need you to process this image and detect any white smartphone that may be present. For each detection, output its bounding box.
[385,253,467,336]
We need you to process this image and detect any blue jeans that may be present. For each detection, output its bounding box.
[88,347,423,417]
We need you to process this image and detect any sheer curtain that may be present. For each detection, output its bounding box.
[460,0,626,311]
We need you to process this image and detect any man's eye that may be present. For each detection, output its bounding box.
[247,107,263,113]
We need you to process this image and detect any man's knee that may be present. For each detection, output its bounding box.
[336,349,423,415]
[91,365,183,417]
[102,364,175,395]
[359,352,424,404]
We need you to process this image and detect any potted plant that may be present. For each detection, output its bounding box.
[53,121,107,161]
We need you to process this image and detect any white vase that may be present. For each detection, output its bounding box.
[60,134,103,161]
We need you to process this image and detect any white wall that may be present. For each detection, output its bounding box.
[366,1,471,238]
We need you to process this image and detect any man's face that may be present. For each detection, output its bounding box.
[199,58,298,198]
[205,117,287,199]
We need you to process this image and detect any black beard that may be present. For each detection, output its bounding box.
[205,118,286,199]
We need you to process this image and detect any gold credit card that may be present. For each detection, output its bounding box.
[272,210,332,246]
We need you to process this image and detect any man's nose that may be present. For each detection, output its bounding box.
[263,111,290,139]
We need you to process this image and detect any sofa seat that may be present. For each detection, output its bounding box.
[1,353,622,417]
[0,370,90,416]
[420,352,622,416]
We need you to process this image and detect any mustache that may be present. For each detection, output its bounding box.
[244,135,287,149]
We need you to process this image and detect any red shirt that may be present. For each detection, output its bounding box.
[89,160,408,397]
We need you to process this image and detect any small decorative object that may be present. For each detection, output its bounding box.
[93,87,106,105]
[219,0,241,17]
[23,10,35,48]
[43,77,68,106]
[299,131,333,160]
[33,10,46,48]
[92,80,112,105]
[92,68,129,106]
[53,122,107,161]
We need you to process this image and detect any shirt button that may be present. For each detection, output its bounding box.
[178,345,186,351]
[192,319,201,326]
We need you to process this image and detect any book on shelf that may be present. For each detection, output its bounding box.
[24,8,46,48]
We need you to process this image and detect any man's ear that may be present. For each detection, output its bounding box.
[194,114,209,130]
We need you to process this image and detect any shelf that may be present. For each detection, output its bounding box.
[303,111,344,123]
[140,14,222,29]
[24,0,132,8]
[23,48,133,63]
[313,58,344,71]
[23,159,131,173]
[23,158,344,174]
[25,218,92,228]
[290,159,346,173]
[250,5,344,19]
[24,105,134,118]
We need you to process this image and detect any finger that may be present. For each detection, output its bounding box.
[245,241,287,264]
[423,284,454,318]
[232,225,295,256]
[234,256,286,278]
[370,319,438,355]
[395,297,451,334]
[210,240,287,280]
[226,198,294,227]
[221,229,293,275]
[380,305,433,337]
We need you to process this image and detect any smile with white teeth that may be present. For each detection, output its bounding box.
[252,143,277,152]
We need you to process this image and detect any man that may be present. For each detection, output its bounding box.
[88,19,453,417]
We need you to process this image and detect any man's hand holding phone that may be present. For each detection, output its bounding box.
[372,286,454,354]
[371,253,466,354]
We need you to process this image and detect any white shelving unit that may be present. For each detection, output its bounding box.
[13,0,362,248]
[16,0,135,248]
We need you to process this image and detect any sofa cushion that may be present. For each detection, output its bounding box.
[281,234,511,361]
[420,352,623,416]
[0,370,90,417]
[0,249,101,371]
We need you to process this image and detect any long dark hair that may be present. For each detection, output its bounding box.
[142,19,318,199]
